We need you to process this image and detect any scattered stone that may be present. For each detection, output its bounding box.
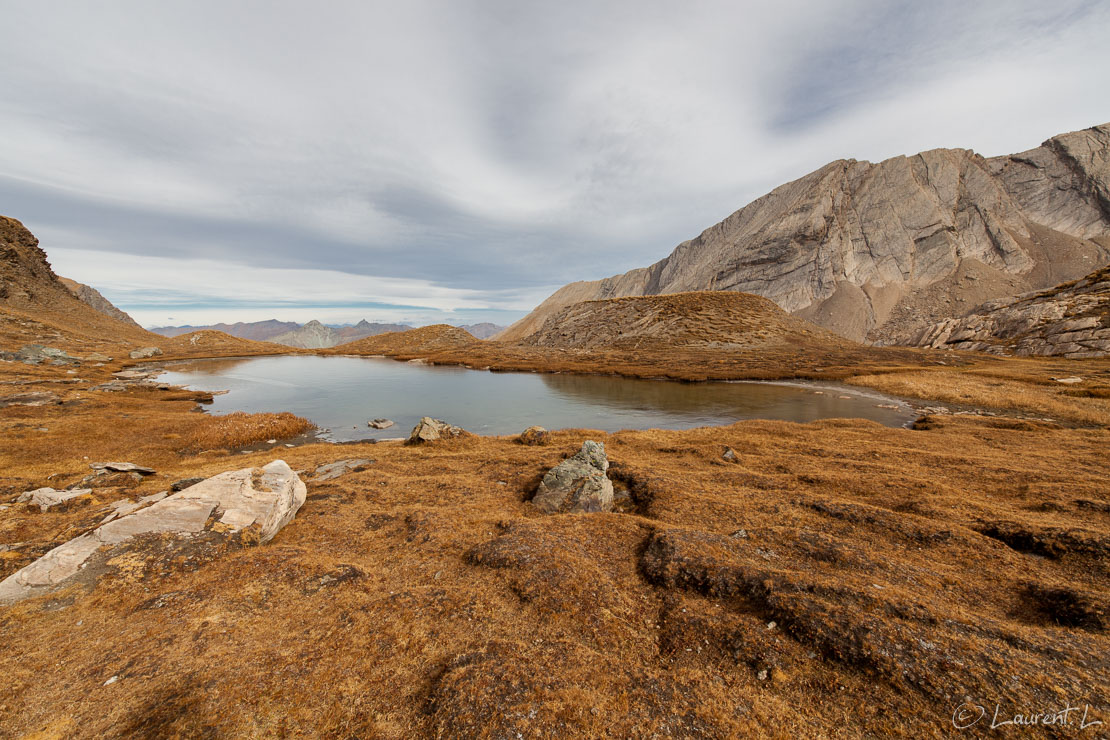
[17,487,92,512]
[85,352,112,362]
[517,425,551,446]
[532,440,614,514]
[0,460,306,605]
[1052,376,1084,384]
[170,477,205,492]
[90,462,156,475]
[0,391,60,408]
[313,458,375,482]
[407,417,468,445]
[128,346,163,360]
[721,446,737,462]
[103,676,119,687]
[368,418,395,429]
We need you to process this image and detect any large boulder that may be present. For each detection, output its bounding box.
[0,460,306,606]
[407,417,467,445]
[532,441,614,514]
[128,346,163,360]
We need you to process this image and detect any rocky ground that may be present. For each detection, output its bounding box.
[907,265,1110,358]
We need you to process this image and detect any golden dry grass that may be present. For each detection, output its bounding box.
[180,411,315,453]
[849,365,1110,426]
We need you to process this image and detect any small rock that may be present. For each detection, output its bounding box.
[0,391,61,408]
[407,417,467,445]
[128,346,163,360]
[85,352,112,362]
[313,458,375,482]
[103,676,119,686]
[368,418,395,429]
[532,440,614,514]
[517,425,551,446]
[757,670,768,681]
[170,477,205,492]
[721,446,737,462]
[1052,376,1083,384]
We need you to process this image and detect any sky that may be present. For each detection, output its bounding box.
[1,1,1108,328]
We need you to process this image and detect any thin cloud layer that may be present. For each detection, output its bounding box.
[2,0,1107,326]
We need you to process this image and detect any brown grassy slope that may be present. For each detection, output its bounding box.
[329,323,478,354]
[519,291,851,351]
[0,388,1107,737]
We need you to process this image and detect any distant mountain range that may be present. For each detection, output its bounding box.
[150,318,504,347]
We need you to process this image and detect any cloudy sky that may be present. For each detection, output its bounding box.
[2,1,1108,328]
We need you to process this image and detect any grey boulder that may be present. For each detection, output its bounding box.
[407,417,467,445]
[17,487,92,512]
[532,440,614,514]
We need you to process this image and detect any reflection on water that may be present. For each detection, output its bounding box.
[160,355,916,442]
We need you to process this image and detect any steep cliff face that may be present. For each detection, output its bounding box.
[499,123,1110,344]
[58,277,142,328]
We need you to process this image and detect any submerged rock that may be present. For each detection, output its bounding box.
[407,417,467,445]
[518,425,551,446]
[368,418,395,429]
[532,440,614,514]
[0,460,306,606]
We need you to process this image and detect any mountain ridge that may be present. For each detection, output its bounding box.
[499,123,1110,344]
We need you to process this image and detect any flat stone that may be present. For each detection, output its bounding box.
[17,487,92,512]
[0,391,61,408]
[0,460,306,605]
[90,462,156,475]
[368,419,395,429]
[313,458,375,481]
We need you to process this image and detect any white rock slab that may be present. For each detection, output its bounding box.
[0,460,305,605]
[17,488,92,512]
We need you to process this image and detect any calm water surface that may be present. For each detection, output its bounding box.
[160,356,917,441]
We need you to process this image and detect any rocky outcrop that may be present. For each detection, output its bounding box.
[499,123,1110,344]
[128,346,163,359]
[0,460,306,605]
[313,458,375,482]
[907,265,1110,357]
[407,417,468,445]
[58,277,141,328]
[532,441,614,514]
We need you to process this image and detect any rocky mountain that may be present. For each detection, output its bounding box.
[907,265,1109,357]
[57,277,141,328]
[151,319,300,341]
[456,322,504,340]
[270,320,339,349]
[0,215,159,349]
[499,123,1110,344]
[520,291,848,353]
[335,320,413,344]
